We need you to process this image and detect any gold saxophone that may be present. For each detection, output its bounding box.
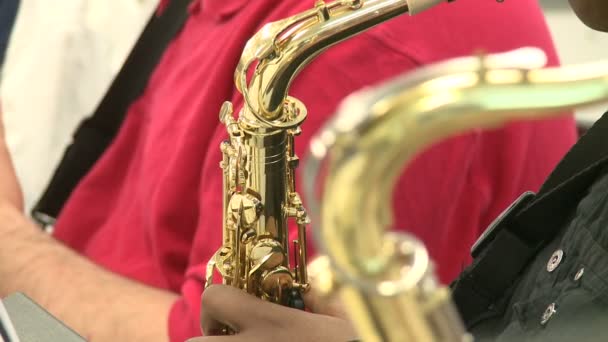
[303,48,608,342]
[205,0,455,309]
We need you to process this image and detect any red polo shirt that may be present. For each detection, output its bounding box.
[53,0,577,340]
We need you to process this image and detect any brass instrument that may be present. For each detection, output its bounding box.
[303,47,608,342]
[205,0,455,310]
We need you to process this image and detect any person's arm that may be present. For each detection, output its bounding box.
[0,106,23,211]
[0,203,177,341]
[0,203,179,341]
[191,285,357,342]
[0,105,177,341]
[0,103,179,341]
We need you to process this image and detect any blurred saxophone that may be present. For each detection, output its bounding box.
[303,48,608,341]
[205,0,457,312]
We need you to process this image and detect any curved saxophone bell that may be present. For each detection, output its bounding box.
[303,47,608,342]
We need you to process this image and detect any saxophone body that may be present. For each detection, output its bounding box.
[205,0,452,307]
[304,48,608,342]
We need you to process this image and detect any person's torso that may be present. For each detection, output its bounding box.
[52,0,577,292]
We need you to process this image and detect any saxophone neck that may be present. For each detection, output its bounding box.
[235,0,448,123]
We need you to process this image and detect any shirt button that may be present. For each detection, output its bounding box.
[541,303,557,325]
[546,249,564,273]
[574,267,585,281]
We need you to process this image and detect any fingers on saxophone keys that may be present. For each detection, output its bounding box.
[202,285,297,333]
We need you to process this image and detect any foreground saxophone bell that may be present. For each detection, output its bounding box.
[204,0,456,317]
[303,47,608,342]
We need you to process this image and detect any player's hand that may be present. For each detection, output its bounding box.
[191,285,358,342]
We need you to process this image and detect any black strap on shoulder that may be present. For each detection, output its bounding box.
[31,0,191,226]
[451,111,608,328]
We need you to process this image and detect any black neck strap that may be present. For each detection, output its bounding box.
[31,0,191,226]
[452,112,608,328]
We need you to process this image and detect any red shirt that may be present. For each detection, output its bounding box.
[53,0,577,340]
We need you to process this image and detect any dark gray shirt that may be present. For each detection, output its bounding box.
[473,165,608,341]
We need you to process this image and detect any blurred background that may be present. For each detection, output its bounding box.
[0,0,607,210]
[0,0,157,210]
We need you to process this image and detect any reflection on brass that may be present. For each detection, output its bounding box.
[205,0,458,314]
[304,48,608,341]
